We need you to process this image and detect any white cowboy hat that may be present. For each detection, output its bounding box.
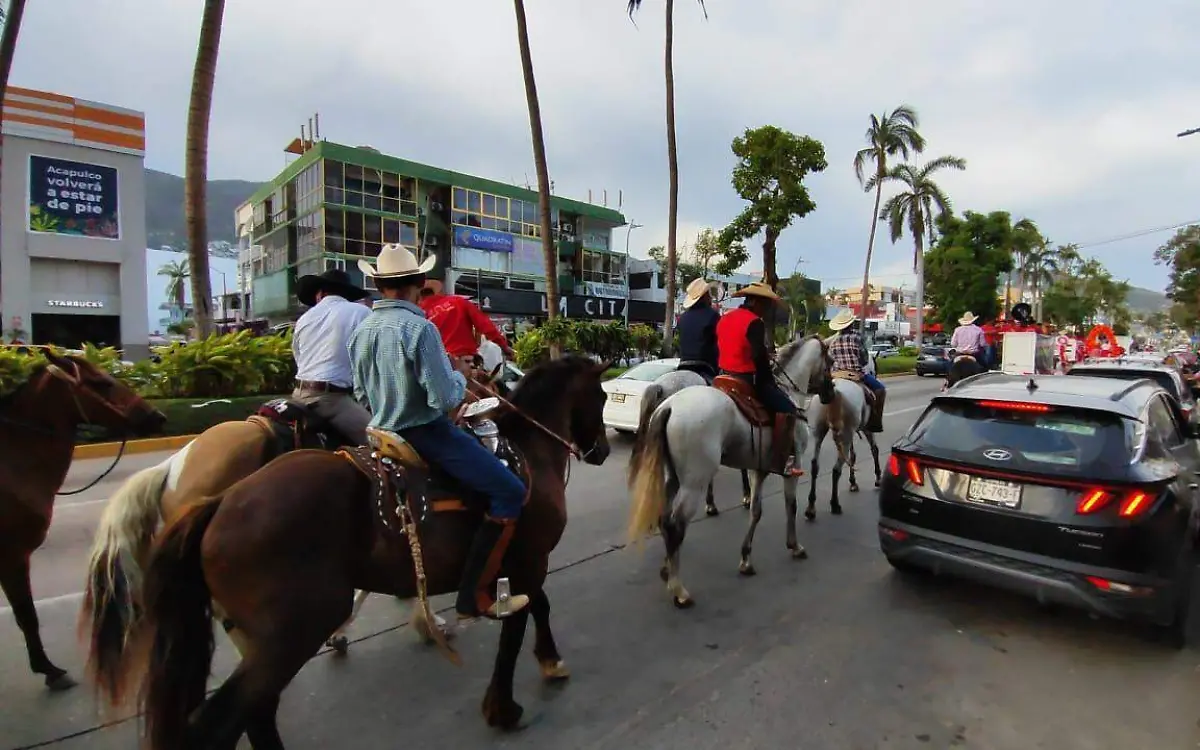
[828,309,857,331]
[357,244,437,280]
[958,311,979,326]
[731,281,782,304]
[682,277,710,309]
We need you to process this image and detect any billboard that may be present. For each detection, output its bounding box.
[27,154,120,240]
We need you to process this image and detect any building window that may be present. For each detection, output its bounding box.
[454,245,511,274]
[324,208,416,259]
[324,160,417,216]
[451,186,560,241]
[581,250,625,285]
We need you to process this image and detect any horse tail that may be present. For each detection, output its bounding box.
[139,495,222,750]
[628,383,666,485]
[81,453,176,707]
[628,404,673,544]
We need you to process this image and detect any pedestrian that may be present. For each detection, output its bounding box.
[419,280,514,371]
[291,268,373,445]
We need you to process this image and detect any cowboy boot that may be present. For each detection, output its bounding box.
[867,388,886,433]
[456,516,530,621]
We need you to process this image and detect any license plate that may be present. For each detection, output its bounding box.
[966,477,1022,509]
[610,393,626,403]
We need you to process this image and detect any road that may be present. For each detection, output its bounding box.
[2,375,1198,749]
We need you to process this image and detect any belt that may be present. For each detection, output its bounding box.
[295,380,353,394]
[719,370,755,382]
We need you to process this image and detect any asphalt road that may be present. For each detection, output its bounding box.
[2,375,1198,750]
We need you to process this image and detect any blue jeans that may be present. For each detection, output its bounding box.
[863,372,885,391]
[400,416,526,520]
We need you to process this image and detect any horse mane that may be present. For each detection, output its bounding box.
[499,354,597,432]
[774,335,820,371]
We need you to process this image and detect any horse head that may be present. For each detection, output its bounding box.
[36,350,166,436]
[774,335,834,406]
[503,355,611,466]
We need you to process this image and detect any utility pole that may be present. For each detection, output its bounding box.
[623,222,643,326]
[1178,127,1200,138]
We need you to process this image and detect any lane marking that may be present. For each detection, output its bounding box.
[884,405,927,417]
[0,591,82,616]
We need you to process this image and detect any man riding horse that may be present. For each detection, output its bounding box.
[826,309,886,433]
[950,311,987,364]
[350,244,530,621]
[676,277,720,382]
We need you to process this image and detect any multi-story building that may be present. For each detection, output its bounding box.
[236,138,666,331]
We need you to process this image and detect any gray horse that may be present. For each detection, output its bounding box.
[634,369,752,516]
[804,377,883,521]
[627,336,834,608]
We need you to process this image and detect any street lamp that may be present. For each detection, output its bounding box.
[1178,127,1200,138]
[212,269,229,325]
[624,222,643,326]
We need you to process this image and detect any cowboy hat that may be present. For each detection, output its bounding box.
[682,277,711,309]
[828,309,857,331]
[958,311,979,326]
[357,244,437,280]
[296,268,368,307]
[731,281,782,304]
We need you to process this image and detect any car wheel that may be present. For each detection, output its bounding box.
[1166,559,1200,650]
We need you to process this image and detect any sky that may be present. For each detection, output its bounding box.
[14,0,1200,296]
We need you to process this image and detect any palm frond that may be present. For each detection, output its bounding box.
[916,154,967,180]
[853,147,875,187]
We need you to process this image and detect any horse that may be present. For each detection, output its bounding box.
[944,351,987,390]
[803,377,883,521]
[627,336,834,608]
[124,356,610,748]
[0,349,165,691]
[633,367,752,516]
[82,368,513,702]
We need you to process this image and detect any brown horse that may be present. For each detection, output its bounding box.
[82,368,513,702]
[0,349,164,691]
[127,356,609,749]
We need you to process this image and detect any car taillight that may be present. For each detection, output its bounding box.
[1119,491,1151,517]
[976,400,1053,413]
[1075,487,1156,517]
[887,454,900,476]
[1076,488,1110,514]
[887,454,924,485]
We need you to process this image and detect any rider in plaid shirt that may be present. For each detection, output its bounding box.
[825,310,886,432]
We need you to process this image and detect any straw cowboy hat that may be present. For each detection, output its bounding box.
[828,309,857,331]
[682,277,711,309]
[958,311,979,326]
[357,244,437,280]
[731,281,782,304]
[296,268,368,307]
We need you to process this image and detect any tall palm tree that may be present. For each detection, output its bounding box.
[158,259,191,312]
[1004,218,1039,315]
[852,106,925,329]
[0,1,29,261]
[627,0,707,354]
[184,0,225,339]
[873,155,967,347]
[1020,241,1059,321]
[514,0,560,351]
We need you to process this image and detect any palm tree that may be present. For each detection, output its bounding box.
[627,0,707,354]
[1004,218,1040,315]
[852,106,925,330]
[0,1,29,257]
[158,259,190,312]
[184,0,225,339]
[1020,241,1061,321]
[513,0,560,353]
[873,155,967,347]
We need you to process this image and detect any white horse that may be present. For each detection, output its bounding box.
[804,377,883,521]
[627,336,834,607]
[634,369,753,516]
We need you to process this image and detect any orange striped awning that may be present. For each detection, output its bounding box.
[2,86,145,155]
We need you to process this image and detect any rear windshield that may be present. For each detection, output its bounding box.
[1070,369,1185,403]
[920,347,945,357]
[908,400,1133,477]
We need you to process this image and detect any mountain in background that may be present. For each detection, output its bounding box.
[1125,286,1169,314]
[144,168,264,249]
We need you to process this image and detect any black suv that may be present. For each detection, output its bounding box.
[879,372,1200,645]
[1068,359,1199,433]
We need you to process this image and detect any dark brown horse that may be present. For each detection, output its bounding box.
[128,356,609,749]
[0,349,164,691]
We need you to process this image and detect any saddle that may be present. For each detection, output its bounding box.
[712,375,794,474]
[248,398,349,455]
[677,361,715,385]
[953,354,977,365]
[831,370,876,405]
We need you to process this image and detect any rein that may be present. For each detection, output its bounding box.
[466,377,583,460]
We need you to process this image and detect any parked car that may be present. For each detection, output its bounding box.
[1068,359,1200,434]
[879,372,1200,646]
[869,344,900,359]
[914,346,952,377]
[600,358,681,433]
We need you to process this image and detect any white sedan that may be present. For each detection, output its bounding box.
[601,358,681,433]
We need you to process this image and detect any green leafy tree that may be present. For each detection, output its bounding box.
[158,259,191,310]
[777,273,823,337]
[852,105,925,336]
[923,210,1016,327]
[1153,225,1200,333]
[1041,256,1129,331]
[1004,218,1040,313]
[647,244,701,295]
[715,125,828,288]
[872,155,966,346]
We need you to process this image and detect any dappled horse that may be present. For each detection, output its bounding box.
[804,375,883,521]
[82,365,512,703]
[633,368,753,515]
[0,349,164,691]
[128,356,609,749]
[627,337,833,607]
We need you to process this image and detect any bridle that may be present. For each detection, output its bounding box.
[772,335,831,425]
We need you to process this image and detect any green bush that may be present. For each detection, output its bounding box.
[898,346,919,357]
[877,355,917,375]
[148,329,295,398]
[0,346,47,398]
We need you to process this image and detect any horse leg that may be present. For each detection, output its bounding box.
[738,471,766,576]
[866,431,882,487]
[830,434,846,516]
[805,427,826,522]
[848,435,860,494]
[482,608,531,730]
[530,588,569,681]
[661,485,704,609]
[741,470,752,509]
[705,482,719,517]
[0,555,75,691]
[325,589,369,654]
[244,695,284,750]
[783,473,807,560]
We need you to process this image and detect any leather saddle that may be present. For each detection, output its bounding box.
[953,354,978,365]
[249,398,351,455]
[712,375,794,474]
[831,370,876,405]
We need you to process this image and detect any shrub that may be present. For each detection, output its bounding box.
[898,346,919,357]
[513,328,550,368]
[877,355,917,375]
[150,329,296,399]
[0,346,47,398]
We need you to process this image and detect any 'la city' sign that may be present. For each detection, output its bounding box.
[48,300,104,309]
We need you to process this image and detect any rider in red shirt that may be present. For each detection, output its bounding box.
[419,280,514,368]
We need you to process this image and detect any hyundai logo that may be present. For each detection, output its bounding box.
[982,448,1012,461]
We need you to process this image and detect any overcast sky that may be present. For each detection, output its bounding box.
[15,0,1200,293]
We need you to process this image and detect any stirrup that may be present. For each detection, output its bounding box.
[456,577,530,622]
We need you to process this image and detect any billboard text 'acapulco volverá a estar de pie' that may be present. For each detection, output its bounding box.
[27,154,121,240]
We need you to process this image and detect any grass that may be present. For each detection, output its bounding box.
[603,367,630,380]
[876,355,917,375]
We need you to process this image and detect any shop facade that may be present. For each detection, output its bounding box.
[0,87,149,357]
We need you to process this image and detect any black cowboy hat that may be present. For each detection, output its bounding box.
[296,269,368,307]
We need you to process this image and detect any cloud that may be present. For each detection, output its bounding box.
[14,0,1200,295]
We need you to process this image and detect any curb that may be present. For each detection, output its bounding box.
[73,434,197,461]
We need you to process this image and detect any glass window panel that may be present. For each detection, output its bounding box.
[383,219,400,244]
[324,161,343,188]
[452,187,468,210]
[363,193,382,211]
[344,238,364,256]
[451,211,470,226]
[467,191,481,213]
[494,196,509,220]
[361,168,382,195]
[381,172,401,199]
[325,186,344,205]
[345,190,363,208]
[325,234,346,253]
[345,212,364,241]
[382,197,400,214]
[363,215,382,244]
[481,216,496,230]
[483,194,496,216]
[399,223,418,246]
[324,208,343,236]
[511,237,546,276]
[364,242,382,258]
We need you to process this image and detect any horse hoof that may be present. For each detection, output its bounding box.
[482,689,526,730]
[804,508,817,522]
[849,484,860,493]
[672,595,695,610]
[706,505,720,517]
[831,504,843,516]
[875,478,882,488]
[738,561,757,576]
[790,546,808,560]
[45,672,77,692]
[326,635,349,655]
[741,497,751,509]
[539,659,571,681]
